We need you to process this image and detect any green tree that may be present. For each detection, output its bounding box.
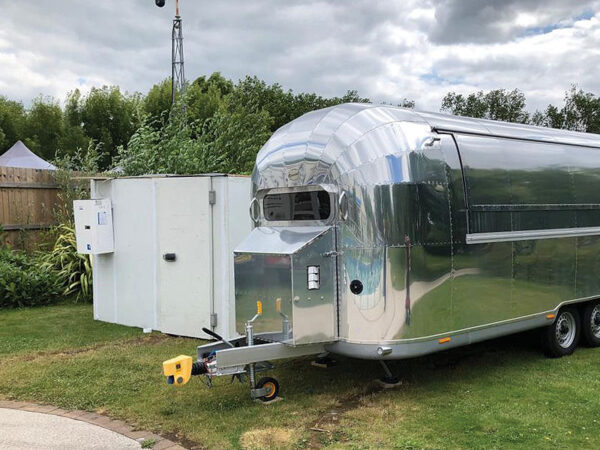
[0,96,27,154]
[289,89,372,125]
[227,76,370,132]
[441,89,529,123]
[536,86,600,133]
[185,73,234,130]
[55,89,90,158]
[143,79,172,125]
[226,76,295,131]
[193,72,234,97]
[200,103,273,174]
[116,103,219,176]
[79,86,142,169]
[118,73,371,176]
[25,96,65,160]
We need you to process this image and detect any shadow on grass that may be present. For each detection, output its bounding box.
[222,328,548,410]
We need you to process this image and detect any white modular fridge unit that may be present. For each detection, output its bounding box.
[86,174,251,340]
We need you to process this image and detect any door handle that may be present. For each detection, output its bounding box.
[163,253,176,262]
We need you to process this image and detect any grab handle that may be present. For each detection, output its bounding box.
[338,191,348,221]
[249,197,259,224]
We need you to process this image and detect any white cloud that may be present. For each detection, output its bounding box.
[0,0,599,114]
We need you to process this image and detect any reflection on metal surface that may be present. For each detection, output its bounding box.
[234,252,293,340]
[234,227,336,345]
[263,190,331,222]
[239,103,600,357]
[235,226,328,254]
[292,228,336,344]
[467,226,600,244]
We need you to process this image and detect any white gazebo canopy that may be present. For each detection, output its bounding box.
[0,140,56,170]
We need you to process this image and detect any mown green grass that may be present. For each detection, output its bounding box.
[1,303,600,449]
[0,302,139,356]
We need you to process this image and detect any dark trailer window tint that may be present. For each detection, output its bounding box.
[264,191,331,221]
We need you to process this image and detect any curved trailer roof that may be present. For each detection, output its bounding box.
[253,103,600,191]
[416,109,600,149]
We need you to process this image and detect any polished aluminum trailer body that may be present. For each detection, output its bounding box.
[230,103,600,363]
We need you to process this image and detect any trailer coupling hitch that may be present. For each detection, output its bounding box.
[162,327,232,386]
[163,355,193,386]
[163,353,214,386]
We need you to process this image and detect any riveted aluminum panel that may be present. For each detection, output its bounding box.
[247,102,600,353]
[576,235,600,298]
[568,146,600,203]
[456,134,577,207]
[513,238,576,317]
[234,227,336,345]
[453,242,514,329]
[338,247,387,342]
[419,110,600,148]
[235,226,328,255]
[387,245,453,341]
[234,252,294,339]
[291,227,336,344]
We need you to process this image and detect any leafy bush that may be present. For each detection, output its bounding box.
[0,224,93,308]
[115,96,274,176]
[52,141,101,224]
[40,224,92,302]
[0,247,62,308]
[115,75,369,176]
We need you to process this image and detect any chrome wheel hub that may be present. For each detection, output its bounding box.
[556,311,576,348]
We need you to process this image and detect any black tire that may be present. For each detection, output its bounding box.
[581,301,600,347]
[256,377,279,402]
[542,306,581,358]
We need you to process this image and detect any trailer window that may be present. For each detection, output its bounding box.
[263,191,331,221]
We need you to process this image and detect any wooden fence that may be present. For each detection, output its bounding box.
[0,167,62,250]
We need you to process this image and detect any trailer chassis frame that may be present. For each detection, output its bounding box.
[196,333,327,400]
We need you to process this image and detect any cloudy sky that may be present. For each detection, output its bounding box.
[1,0,600,112]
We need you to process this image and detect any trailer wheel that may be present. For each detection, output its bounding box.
[256,377,279,402]
[582,301,600,347]
[542,306,580,357]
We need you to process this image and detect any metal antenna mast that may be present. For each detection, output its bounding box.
[155,0,185,105]
[171,0,185,104]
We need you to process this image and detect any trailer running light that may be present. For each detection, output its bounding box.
[438,337,451,344]
[546,314,556,320]
[257,301,263,315]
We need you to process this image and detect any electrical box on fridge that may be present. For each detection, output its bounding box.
[73,199,114,254]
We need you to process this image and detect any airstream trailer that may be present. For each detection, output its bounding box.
[163,103,600,401]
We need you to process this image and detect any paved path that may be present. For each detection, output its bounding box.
[0,408,140,449]
[0,402,185,450]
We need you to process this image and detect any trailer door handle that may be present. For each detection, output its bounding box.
[163,253,176,262]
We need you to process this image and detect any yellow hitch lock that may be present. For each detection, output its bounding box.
[163,355,193,386]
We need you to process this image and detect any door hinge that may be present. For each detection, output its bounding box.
[210,313,218,328]
[208,190,216,205]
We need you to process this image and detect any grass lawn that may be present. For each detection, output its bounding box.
[1,303,600,449]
